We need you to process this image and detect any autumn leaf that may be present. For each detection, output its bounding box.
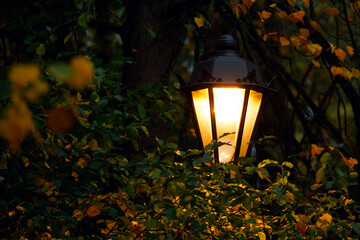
[194,14,205,28]
[68,56,94,89]
[260,10,272,20]
[346,46,354,56]
[311,144,324,156]
[308,43,322,56]
[295,214,307,235]
[331,66,342,75]
[310,21,318,30]
[258,232,266,240]
[87,205,101,217]
[263,32,277,41]
[280,36,290,46]
[300,28,310,38]
[239,4,247,15]
[335,48,346,61]
[289,10,306,23]
[302,0,310,7]
[352,68,360,78]
[277,11,287,18]
[230,0,241,18]
[242,0,253,8]
[325,7,339,17]
[46,106,75,134]
[311,59,320,68]
[8,64,40,87]
[344,157,358,169]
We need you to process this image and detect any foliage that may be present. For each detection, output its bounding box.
[0,0,359,239]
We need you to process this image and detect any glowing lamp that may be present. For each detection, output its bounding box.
[184,35,272,163]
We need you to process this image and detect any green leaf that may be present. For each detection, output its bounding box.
[351,222,360,234]
[144,219,161,229]
[47,63,72,84]
[165,207,176,220]
[50,34,57,42]
[320,152,332,165]
[150,168,162,179]
[138,104,146,119]
[78,13,88,28]
[36,43,46,56]
[109,208,119,218]
[147,28,156,39]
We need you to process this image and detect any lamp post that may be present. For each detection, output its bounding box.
[183,34,273,163]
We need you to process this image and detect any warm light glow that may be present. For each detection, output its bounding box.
[192,89,212,147]
[239,90,262,157]
[213,88,245,163]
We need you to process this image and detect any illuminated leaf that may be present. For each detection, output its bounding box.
[343,157,358,169]
[300,28,310,38]
[277,11,287,18]
[64,32,73,44]
[242,0,253,8]
[194,14,205,28]
[8,64,40,87]
[68,56,94,89]
[260,10,272,20]
[346,46,354,56]
[263,32,277,41]
[258,232,266,240]
[280,36,290,46]
[335,48,346,61]
[331,66,342,75]
[308,43,322,56]
[325,7,339,17]
[311,59,320,68]
[269,3,276,7]
[311,144,324,156]
[289,10,306,23]
[87,205,101,217]
[230,0,240,18]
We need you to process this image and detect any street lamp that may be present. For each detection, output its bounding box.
[184,34,273,163]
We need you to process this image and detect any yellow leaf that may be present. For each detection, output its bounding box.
[346,46,354,56]
[269,3,276,7]
[194,14,205,28]
[288,0,297,6]
[277,11,287,18]
[311,59,320,68]
[239,4,247,15]
[260,10,272,20]
[258,232,266,240]
[64,32,73,44]
[320,213,332,223]
[8,64,40,87]
[335,48,346,61]
[308,43,322,56]
[280,36,290,46]
[68,56,94,89]
[300,28,310,38]
[325,7,339,17]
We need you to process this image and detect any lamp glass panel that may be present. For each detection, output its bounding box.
[239,90,262,157]
[192,88,212,148]
[213,88,245,163]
